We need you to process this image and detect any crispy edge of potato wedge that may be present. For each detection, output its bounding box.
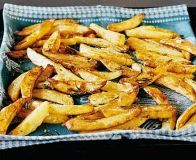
[107,13,144,32]
[0,98,28,134]
[10,101,49,136]
[32,89,74,105]
[100,59,122,71]
[184,78,196,93]
[65,107,141,131]
[176,103,196,130]
[89,23,125,46]
[15,20,55,50]
[91,70,122,80]
[15,23,41,36]
[144,86,169,105]
[8,72,27,101]
[21,66,43,98]
[180,114,196,130]
[155,75,196,102]
[37,64,55,82]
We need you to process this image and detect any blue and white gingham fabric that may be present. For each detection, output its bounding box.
[0,3,196,150]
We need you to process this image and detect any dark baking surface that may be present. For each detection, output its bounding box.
[0,7,196,159]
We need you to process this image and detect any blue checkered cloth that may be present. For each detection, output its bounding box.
[0,3,196,150]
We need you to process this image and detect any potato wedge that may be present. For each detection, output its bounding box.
[27,48,82,81]
[155,75,196,102]
[144,86,169,105]
[107,13,144,32]
[32,89,74,105]
[8,72,27,101]
[0,98,28,134]
[184,78,196,92]
[10,101,49,136]
[15,23,41,36]
[79,44,134,66]
[125,26,177,39]
[100,59,122,71]
[36,81,52,89]
[42,31,61,53]
[30,100,93,115]
[65,107,141,131]
[160,38,196,55]
[180,114,196,130]
[37,64,55,82]
[128,37,185,58]
[17,108,69,124]
[176,103,196,130]
[89,23,125,46]
[91,70,122,80]
[75,36,128,52]
[49,79,106,95]
[21,66,42,98]
[15,20,55,50]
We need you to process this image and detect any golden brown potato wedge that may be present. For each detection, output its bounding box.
[37,64,55,82]
[42,31,61,53]
[17,108,69,124]
[15,23,41,36]
[144,86,169,105]
[91,70,122,80]
[160,38,196,55]
[176,103,196,130]
[180,114,196,130]
[27,48,82,81]
[100,59,122,71]
[49,79,106,95]
[36,81,52,89]
[128,37,186,58]
[0,98,28,134]
[65,107,141,131]
[107,13,144,32]
[21,66,43,98]
[10,101,49,136]
[89,23,125,46]
[8,72,27,101]
[79,44,134,66]
[15,20,55,50]
[125,26,177,39]
[30,100,93,115]
[184,78,196,92]
[32,89,74,105]
[156,75,196,102]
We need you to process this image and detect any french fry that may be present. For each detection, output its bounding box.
[32,89,74,105]
[75,36,128,52]
[65,107,141,131]
[89,23,125,46]
[180,114,196,130]
[125,26,177,39]
[8,72,27,101]
[160,38,196,55]
[176,103,196,130]
[91,70,122,80]
[43,51,98,70]
[156,75,196,102]
[15,20,55,50]
[15,23,41,36]
[128,37,186,58]
[17,108,69,124]
[27,48,82,81]
[144,86,169,105]
[37,64,55,82]
[184,78,196,92]
[49,79,106,95]
[42,31,61,53]
[0,98,28,134]
[21,66,42,98]
[107,13,144,32]
[89,91,120,106]
[79,44,134,66]
[10,101,49,136]
[100,59,122,71]
[30,100,93,115]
